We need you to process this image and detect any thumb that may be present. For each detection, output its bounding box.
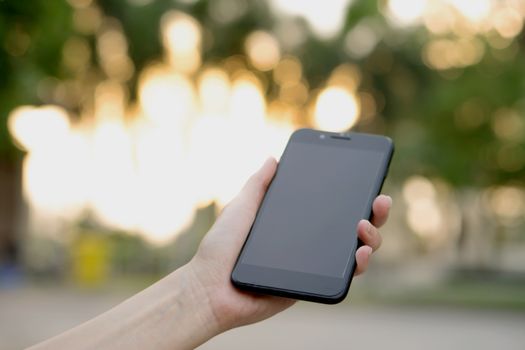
[218,157,277,228]
[237,157,277,210]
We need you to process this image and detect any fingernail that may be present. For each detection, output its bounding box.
[385,195,393,207]
[367,221,373,236]
[261,157,273,169]
[366,246,373,256]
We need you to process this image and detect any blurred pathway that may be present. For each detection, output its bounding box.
[201,302,525,350]
[1,287,524,350]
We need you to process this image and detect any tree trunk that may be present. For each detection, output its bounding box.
[0,160,21,269]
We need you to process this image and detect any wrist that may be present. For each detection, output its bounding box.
[184,256,237,333]
[29,263,223,350]
[166,263,222,346]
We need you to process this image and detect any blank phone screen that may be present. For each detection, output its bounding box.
[240,140,385,278]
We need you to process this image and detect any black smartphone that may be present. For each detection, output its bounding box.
[231,128,393,304]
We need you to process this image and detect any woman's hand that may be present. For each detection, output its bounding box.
[188,157,392,333]
[30,157,392,350]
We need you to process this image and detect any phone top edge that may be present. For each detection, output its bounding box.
[291,127,389,137]
[291,128,393,147]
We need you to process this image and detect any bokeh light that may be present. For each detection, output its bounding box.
[344,20,380,59]
[314,87,360,132]
[403,176,443,239]
[3,1,525,348]
[245,31,281,71]
[97,25,134,81]
[484,186,525,226]
[270,0,351,38]
[8,105,71,152]
[386,0,427,26]
[161,10,202,74]
[138,65,196,127]
[6,0,525,251]
[493,6,524,38]
[6,19,299,244]
[198,68,231,114]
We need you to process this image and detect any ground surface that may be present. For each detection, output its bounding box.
[1,287,524,350]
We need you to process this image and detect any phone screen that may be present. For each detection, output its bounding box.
[239,140,385,278]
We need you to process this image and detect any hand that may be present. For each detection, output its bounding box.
[29,157,392,350]
[188,157,392,332]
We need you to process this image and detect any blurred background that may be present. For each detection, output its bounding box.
[1,0,525,348]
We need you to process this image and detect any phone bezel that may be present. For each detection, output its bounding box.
[231,128,394,304]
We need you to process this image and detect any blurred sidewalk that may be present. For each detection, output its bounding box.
[1,286,524,350]
[202,302,525,350]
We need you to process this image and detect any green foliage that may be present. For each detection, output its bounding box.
[387,42,525,186]
[1,0,524,187]
[0,0,73,160]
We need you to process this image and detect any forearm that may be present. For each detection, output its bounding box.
[29,265,220,350]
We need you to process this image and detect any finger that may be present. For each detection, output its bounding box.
[354,246,373,276]
[357,219,382,252]
[371,195,392,228]
[238,157,277,206]
[219,157,277,223]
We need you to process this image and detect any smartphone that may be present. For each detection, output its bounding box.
[231,128,393,304]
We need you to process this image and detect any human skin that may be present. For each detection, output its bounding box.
[30,157,391,350]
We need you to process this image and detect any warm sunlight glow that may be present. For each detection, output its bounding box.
[448,0,492,23]
[273,57,302,85]
[7,11,350,245]
[23,130,90,218]
[486,186,525,222]
[403,176,443,237]
[230,74,266,126]
[97,27,134,81]
[422,38,484,70]
[245,31,281,71]
[493,7,524,38]
[139,65,196,127]
[314,87,359,132]
[387,0,427,26]
[89,119,137,231]
[12,69,295,244]
[198,68,231,114]
[8,105,70,152]
[134,124,196,244]
[270,0,351,38]
[161,10,202,74]
[403,175,436,202]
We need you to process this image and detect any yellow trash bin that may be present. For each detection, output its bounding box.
[71,232,111,287]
